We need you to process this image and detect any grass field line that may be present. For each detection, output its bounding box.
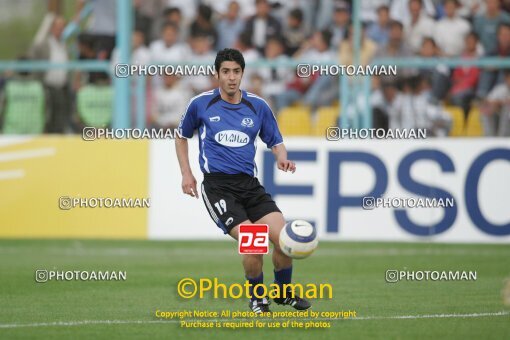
[1,311,508,329]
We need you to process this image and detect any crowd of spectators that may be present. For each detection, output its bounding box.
[1,0,510,136]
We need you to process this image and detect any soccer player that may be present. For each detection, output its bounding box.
[175,48,311,313]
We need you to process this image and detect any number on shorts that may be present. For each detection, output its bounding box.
[214,199,227,215]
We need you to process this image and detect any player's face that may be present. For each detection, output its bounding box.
[217,61,243,97]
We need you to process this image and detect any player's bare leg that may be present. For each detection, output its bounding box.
[230,222,269,313]
[254,212,291,270]
[255,212,311,310]
[229,222,264,278]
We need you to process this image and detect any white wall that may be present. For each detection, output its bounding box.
[149,138,510,243]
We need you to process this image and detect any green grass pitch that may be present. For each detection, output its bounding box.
[0,239,509,339]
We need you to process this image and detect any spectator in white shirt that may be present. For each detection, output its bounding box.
[234,31,261,88]
[482,70,510,136]
[150,22,189,91]
[76,0,116,59]
[243,0,282,54]
[165,0,197,25]
[162,7,188,43]
[275,30,337,111]
[258,35,291,106]
[360,0,391,23]
[371,80,407,130]
[131,30,151,65]
[433,0,471,57]
[202,0,256,19]
[216,1,246,50]
[390,0,437,24]
[331,1,351,49]
[149,22,187,63]
[111,29,151,67]
[372,77,451,135]
[282,7,308,56]
[404,0,436,54]
[151,74,192,129]
[110,29,151,127]
[375,20,414,58]
[366,5,391,47]
[184,33,216,94]
[413,76,452,136]
[29,13,70,133]
[457,0,486,19]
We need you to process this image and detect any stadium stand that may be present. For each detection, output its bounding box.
[313,106,340,136]
[277,106,312,136]
[444,105,466,137]
[1,0,510,137]
[465,105,484,136]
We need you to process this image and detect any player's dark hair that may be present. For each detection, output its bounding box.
[215,48,245,73]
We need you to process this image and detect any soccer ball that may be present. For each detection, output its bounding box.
[279,220,318,259]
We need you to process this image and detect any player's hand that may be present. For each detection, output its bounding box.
[277,159,296,173]
[181,172,199,199]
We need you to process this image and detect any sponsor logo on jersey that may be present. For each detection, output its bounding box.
[214,130,250,147]
[209,116,220,122]
[241,118,254,127]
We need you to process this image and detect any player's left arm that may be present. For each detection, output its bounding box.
[259,101,296,173]
[272,143,296,173]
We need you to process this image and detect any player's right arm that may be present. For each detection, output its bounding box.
[175,97,200,199]
[175,137,199,199]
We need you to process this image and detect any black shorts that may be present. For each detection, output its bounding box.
[201,173,281,234]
